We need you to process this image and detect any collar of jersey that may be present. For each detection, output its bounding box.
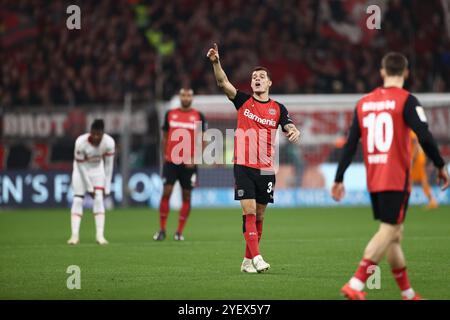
[380,86,400,89]
[252,96,271,104]
[178,107,193,112]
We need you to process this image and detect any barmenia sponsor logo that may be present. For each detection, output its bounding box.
[243,109,276,127]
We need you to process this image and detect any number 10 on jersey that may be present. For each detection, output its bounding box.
[362,112,394,153]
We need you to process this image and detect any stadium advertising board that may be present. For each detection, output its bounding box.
[0,170,159,207]
[2,108,148,138]
[1,167,448,208]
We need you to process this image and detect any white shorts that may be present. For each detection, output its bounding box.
[72,167,105,196]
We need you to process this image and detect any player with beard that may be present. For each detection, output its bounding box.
[153,88,207,241]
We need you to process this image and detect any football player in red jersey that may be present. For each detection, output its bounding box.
[332,52,449,300]
[154,88,207,241]
[207,43,300,273]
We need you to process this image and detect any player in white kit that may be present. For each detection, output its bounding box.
[67,119,115,245]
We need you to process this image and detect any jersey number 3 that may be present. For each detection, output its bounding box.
[362,112,393,153]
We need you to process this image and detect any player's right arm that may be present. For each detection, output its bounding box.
[404,95,449,190]
[206,43,237,100]
[161,132,168,155]
[332,108,361,201]
[74,138,94,195]
[161,111,169,158]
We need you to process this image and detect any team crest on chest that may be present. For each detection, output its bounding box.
[268,108,276,115]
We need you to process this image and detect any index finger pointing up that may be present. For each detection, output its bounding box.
[214,43,218,51]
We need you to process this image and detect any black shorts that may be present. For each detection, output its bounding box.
[234,164,275,205]
[370,191,410,225]
[162,162,198,190]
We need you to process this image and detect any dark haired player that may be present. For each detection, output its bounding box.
[332,52,449,300]
[68,119,115,245]
[207,43,300,273]
[153,88,207,241]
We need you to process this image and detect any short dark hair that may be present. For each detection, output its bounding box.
[381,52,408,76]
[252,66,272,80]
[91,119,104,131]
[179,87,194,94]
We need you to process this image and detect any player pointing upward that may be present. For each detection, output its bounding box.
[332,52,449,300]
[68,119,115,245]
[207,43,300,273]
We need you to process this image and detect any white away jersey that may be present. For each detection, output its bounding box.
[74,133,115,174]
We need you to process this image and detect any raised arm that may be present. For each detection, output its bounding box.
[206,43,237,100]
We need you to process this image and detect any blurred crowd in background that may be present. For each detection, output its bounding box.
[2,0,449,107]
[1,0,449,175]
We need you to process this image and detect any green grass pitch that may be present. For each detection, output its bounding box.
[0,205,449,299]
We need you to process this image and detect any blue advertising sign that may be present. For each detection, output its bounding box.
[0,170,160,207]
[1,170,448,208]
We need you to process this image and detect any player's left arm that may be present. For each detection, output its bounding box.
[200,112,208,153]
[332,108,361,201]
[103,138,115,196]
[279,103,300,143]
[404,95,449,190]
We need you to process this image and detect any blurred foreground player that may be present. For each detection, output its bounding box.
[207,43,300,273]
[332,52,448,299]
[410,131,438,209]
[153,88,207,241]
[68,119,115,245]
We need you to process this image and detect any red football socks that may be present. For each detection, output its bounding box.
[243,214,260,259]
[159,196,170,231]
[354,258,377,283]
[245,218,264,258]
[256,219,263,242]
[392,267,411,291]
[176,201,191,234]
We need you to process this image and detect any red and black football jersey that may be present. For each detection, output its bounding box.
[356,87,412,192]
[335,86,444,193]
[230,91,293,171]
[162,108,207,164]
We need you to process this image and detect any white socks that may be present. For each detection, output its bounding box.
[70,195,106,240]
[71,214,82,237]
[95,213,105,239]
[70,196,84,237]
[70,213,105,240]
